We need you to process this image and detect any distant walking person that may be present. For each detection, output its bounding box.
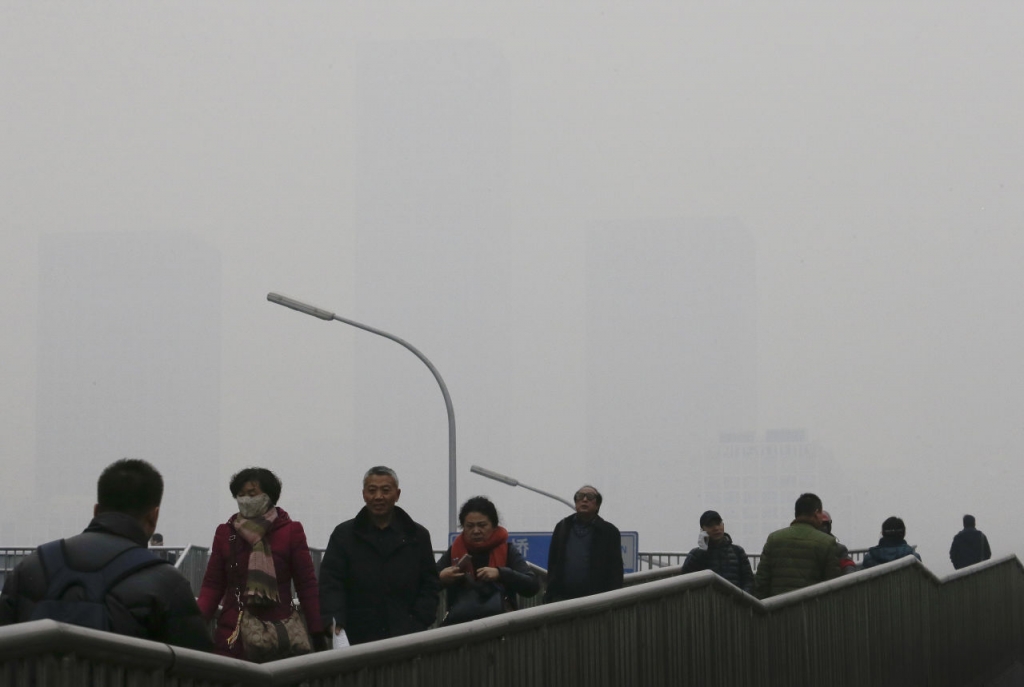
[0,459,212,651]
[544,485,623,603]
[149,532,177,565]
[681,510,753,593]
[318,466,440,645]
[862,516,921,569]
[949,514,992,570]
[754,493,841,599]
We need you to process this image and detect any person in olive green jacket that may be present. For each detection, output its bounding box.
[754,493,841,599]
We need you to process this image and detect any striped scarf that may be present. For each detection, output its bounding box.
[232,508,280,606]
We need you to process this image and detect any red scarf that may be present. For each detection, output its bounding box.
[450,526,509,570]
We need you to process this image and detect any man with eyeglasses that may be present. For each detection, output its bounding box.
[543,485,623,603]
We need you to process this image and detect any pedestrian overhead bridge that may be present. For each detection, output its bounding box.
[1,554,1021,686]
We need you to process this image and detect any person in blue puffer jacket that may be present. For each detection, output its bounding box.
[862,516,921,569]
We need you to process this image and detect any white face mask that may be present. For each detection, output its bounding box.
[237,493,272,519]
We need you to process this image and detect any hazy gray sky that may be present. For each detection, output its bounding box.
[2,2,1022,573]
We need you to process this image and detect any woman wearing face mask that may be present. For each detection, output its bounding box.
[197,467,326,659]
[436,496,539,626]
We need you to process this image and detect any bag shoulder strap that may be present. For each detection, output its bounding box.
[36,540,168,602]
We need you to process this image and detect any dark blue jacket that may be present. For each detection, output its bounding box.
[862,537,920,569]
[0,513,211,651]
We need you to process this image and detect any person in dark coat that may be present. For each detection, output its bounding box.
[437,496,539,625]
[0,459,212,651]
[543,485,623,603]
[197,467,325,659]
[681,510,753,593]
[862,516,921,569]
[949,514,992,570]
[318,466,440,645]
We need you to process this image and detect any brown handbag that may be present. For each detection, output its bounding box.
[238,605,312,663]
[227,532,313,663]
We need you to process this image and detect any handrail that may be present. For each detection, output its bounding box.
[1,554,1021,685]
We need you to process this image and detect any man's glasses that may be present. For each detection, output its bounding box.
[574,492,597,502]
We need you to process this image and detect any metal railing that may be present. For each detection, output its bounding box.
[4,544,873,595]
[638,547,870,571]
[1,555,1021,686]
[0,547,35,590]
[173,545,209,595]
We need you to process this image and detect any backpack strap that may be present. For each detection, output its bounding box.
[36,539,170,603]
[98,546,169,595]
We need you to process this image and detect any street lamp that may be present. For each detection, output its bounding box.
[470,465,574,510]
[267,292,458,534]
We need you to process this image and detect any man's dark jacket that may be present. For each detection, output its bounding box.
[318,506,439,645]
[862,536,921,569]
[681,533,754,593]
[544,514,623,603]
[949,526,992,570]
[0,512,212,651]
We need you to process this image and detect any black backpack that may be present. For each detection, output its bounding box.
[29,539,170,631]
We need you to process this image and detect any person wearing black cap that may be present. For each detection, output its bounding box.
[949,514,991,570]
[861,516,921,569]
[680,510,753,594]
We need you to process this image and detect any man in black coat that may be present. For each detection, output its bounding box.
[318,466,440,645]
[681,510,753,594]
[543,485,623,603]
[0,459,212,651]
[949,514,992,570]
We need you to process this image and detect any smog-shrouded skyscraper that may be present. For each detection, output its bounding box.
[585,221,757,548]
[33,231,221,545]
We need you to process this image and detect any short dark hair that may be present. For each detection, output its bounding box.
[794,493,822,518]
[459,496,500,527]
[882,516,906,539]
[229,467,283,505]
[96,459,164,518]
[963,514,976,528]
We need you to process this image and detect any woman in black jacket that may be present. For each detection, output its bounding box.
[436,497,539,626]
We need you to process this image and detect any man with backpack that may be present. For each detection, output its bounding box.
[0,458,212,651]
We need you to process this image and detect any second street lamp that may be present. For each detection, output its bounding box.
[470,465,574,510]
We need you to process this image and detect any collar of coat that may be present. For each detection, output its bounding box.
[84,511,152,547]
[353,505,419,535]
[565,513,606,528]
[707,533,735,548]
[789,515,822,529]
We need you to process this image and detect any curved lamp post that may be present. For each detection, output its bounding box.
[470,465,574,510]
[268,292,457,534]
